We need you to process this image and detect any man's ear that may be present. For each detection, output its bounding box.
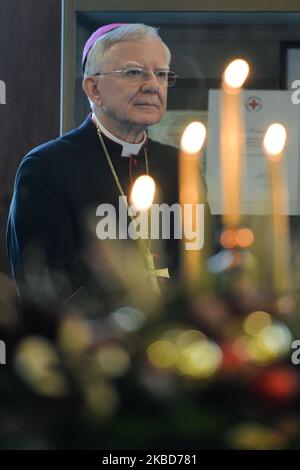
[82,77,102,106]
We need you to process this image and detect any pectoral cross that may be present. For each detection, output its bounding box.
[145,249,170,295]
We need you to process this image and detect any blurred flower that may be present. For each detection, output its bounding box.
[177,339,223,379]
[147,340,179,369]
[94,343,131,378]
[175,329,206,349]
[247,323,292,364]
[84,380,119,419]
[243,311,272,336]
[14,336,69,397]
[227,422,286,449]
[57,316,92,354]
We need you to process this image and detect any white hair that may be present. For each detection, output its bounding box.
[83,23,171,78]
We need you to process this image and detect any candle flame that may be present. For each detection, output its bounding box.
[131,175,155,211]
[181,121,206,154]
[263,123,287,159]
[224,59,249,89]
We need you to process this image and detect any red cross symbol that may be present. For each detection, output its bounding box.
[248,99,260,110]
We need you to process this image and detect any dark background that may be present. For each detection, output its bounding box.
[0,0,61,275]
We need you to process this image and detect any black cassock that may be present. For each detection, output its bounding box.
[7,115,209,312]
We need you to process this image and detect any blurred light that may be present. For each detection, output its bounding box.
[140,367,175,397]
[161,328,185,343]
[220,229,237,249]
[35,373,68,397]
[227,423,286,450]
[58,317,91,354]
[241,250,256,270]
[14,336,68,397]
[176,329,206,349]
[276,296,296,315]
[232,336,251,362]
[207,250,234,273]
[230,250,242,268]
[111,306,145,332]
[253,367,299,403]
[84,381,119,418]
[248,323,292,364]
[95,344,130,378]
[237,227,255,248]
[131,175,155,211]
[181,121,206,154]
[263,123,286,159]
[258,324,292,354]
[223,59,249,89]
[147,340,179,369]
[177,340,222,379]
[243,311,272,336]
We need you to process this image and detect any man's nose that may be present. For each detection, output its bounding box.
[141,71,160,92]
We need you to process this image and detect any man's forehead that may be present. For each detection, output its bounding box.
[119,60,169,69]
[103,39,168,67]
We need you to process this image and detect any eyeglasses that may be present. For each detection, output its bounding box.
[94,67,177,87]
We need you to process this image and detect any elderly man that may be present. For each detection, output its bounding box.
[7,23,208,312]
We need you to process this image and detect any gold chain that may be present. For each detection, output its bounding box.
[94,120,170,295]
[95,124,152,253]
[96,126,149,202]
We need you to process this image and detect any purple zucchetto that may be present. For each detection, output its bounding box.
[82,23,126,72]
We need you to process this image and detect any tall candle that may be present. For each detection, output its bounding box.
[180,121,206,289]
[221,59,249,228]
[263,123,291,294]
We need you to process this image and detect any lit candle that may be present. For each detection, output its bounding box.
[263,123,291,294]
[131,175,155,212]
[180,121,206,289]
[221,59,249,228]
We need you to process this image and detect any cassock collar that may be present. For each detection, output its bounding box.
[93,115,147,157]
[88,113,147,158]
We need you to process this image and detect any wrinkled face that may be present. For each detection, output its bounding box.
[96,38,169,132]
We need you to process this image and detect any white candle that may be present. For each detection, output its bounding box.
[221,59,249,228]
[180,121,206,289]
[263,123,291,294]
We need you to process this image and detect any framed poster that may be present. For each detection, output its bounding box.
[206,89,300,215]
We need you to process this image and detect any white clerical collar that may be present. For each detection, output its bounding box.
[92,113,146,157]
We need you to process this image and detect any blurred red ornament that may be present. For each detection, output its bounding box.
[251,367,299,404]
